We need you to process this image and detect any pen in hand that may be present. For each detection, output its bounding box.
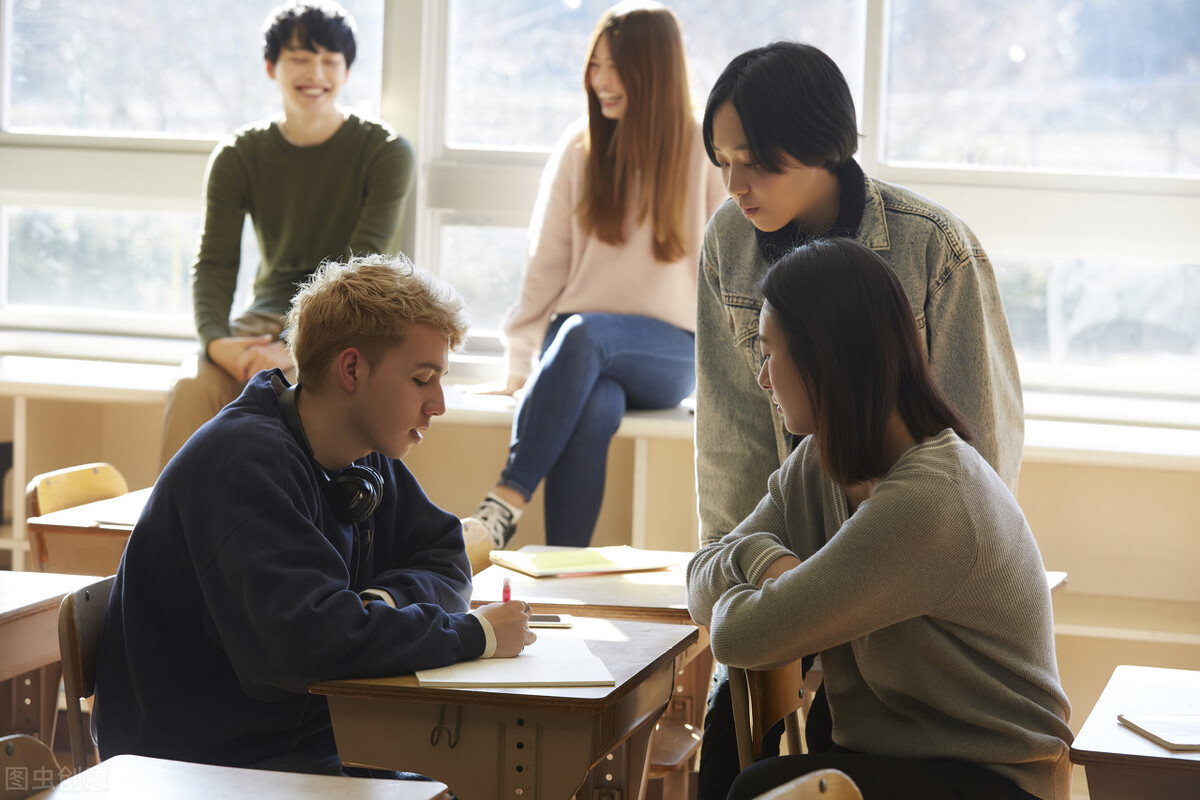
[502,576,511,603]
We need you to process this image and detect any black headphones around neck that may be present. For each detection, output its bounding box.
[278,384,383,527]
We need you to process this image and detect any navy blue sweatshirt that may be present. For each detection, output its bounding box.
[95,370,484,769]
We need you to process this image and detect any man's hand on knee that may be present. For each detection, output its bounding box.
[208,335,271,380]
[237,339,294,380]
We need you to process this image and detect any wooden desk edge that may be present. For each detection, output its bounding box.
[1068,664,1200,771]
[24,522,135,536]
[468,598,694,625]
[1069,745,1200,772]
[310,626,699,711]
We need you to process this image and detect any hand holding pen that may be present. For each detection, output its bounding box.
[504,576,531,617]
[474,575,536,657]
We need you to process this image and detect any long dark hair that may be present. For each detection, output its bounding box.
[761,238,972,485]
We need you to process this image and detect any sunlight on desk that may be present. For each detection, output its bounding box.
[541,618,630,644]
[622,567,688,587]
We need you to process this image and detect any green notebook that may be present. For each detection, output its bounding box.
[488,545,685,578]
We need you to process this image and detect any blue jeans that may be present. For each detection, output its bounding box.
[500,313,696,546]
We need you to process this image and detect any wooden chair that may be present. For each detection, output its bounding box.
[647,717,703,796]
[729,659,822,769]
[0,733,63,799]
[26,462,129,574]
[57,576,115,776]
[752,768,862,800]
[646,642,712,795]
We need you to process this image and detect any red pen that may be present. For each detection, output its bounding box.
[502,576,511,603]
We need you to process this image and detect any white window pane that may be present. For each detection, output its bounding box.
[885,0,1200,175]
[5,0,383,136]
[4,208,193,319]
[445,0,865,151]
[995,253,1200,394]
[438,222,527,336]
[2,208,257,334]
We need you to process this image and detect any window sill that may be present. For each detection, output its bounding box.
[2,335,1199,471]
[1023,390,1200,471]
[1024,419,1200,472]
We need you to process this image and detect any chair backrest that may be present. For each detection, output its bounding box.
[752,768,863,800]
[57,576,116,776]
[26,463,129,573]
[0,733,62,799]
[729,659,818,769]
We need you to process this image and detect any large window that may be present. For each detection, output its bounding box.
[5,0,384,136]
[869,0,1200,405]
[0,0,383,349]
[884,0,1199,175]
[419,0,1200,416]
[430,0,866,338]
[443,0,864,152]
[1,0,1198,427]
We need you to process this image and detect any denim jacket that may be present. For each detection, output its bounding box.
[695,172,1024,545]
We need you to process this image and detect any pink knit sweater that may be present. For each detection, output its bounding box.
[503,118,727,377]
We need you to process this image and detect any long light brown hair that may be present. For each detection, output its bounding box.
[577,2,694,263]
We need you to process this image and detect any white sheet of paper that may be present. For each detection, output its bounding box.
[415,636,614,688]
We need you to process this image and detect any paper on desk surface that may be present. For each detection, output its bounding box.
[488,545,686,577]
[415,636,614,688]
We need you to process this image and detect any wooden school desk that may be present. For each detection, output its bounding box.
[25,487,151,574]
[25,753,452,799]
[1069,664,1200,800]
[0,571,96,743]
[472,563,1067,719]
[472,555,711,790]
[310,617,698,800]
[470,555,694,624]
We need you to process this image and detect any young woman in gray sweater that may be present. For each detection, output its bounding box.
[687,238,1072,800]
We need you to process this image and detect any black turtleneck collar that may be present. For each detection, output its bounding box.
[753,158,867,264]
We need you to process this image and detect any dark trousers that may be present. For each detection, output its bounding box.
[700,664,1037,800]
[697,665,833,800]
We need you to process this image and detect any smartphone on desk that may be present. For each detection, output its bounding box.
[529,613,574,628]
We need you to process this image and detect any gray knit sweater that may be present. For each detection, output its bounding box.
[686,429,1073,800]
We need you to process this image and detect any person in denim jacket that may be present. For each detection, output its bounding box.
[693,41,1024,800]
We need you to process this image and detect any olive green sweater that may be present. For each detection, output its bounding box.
[191,113,414,350]
[687,429,1073,800]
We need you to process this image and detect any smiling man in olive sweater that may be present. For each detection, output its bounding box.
[160,1,414,466]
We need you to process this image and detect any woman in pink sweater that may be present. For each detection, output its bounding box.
[468,1,725,548]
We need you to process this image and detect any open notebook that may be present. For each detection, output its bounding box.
[415,636,614,688]
[488,545,686,578]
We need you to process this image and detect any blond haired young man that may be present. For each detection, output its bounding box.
[97,255,533,776]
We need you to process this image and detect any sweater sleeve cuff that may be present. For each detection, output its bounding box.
[469,610,498,658]
[742,542,797,588]
[198,325,232,355]
[359,589,396,608]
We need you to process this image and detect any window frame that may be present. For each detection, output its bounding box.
[0,0,1198,426]
[414,0,1200,403]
